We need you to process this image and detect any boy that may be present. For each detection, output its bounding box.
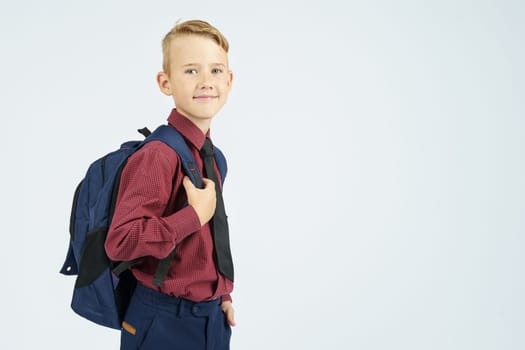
[105,19,235,350]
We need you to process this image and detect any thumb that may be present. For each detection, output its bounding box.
[182,176,195,191]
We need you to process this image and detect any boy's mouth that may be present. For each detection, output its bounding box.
[193,95,218,100]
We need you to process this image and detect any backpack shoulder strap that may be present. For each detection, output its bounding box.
[141,125,204,287]
[113,125,224,286]
[130,124,229,287]
[145,125,204,188]
[148,125,228,185]
[213,146,227,184]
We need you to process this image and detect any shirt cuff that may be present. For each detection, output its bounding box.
[165,205,201,243]
[222,294,232,303]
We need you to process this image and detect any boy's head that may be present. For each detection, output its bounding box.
[157,20,233,130]
[162,20,229,76]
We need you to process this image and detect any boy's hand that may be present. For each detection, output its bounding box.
[183,176,216,226]
[221,301,236,327]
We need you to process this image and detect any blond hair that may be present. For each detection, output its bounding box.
[161,19,229,76]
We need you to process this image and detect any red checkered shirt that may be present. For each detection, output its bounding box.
[105,109,233,302]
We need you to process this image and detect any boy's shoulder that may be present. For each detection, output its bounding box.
[126,140,180,174]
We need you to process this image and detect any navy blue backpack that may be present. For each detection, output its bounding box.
[60,125,227,329]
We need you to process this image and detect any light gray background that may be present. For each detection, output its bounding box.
[1,0,523,349]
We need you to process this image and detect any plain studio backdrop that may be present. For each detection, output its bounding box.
[1,0,523,349]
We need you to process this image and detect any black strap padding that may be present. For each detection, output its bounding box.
[152,248,177,287]
[138,127,152,137]
[75,226,111,288]
[112,258,141,276]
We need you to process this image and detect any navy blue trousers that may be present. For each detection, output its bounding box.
[120,284,231,350]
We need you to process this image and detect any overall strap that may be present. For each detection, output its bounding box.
[148,125,227,185]
[146,125,202,286]
[147,125,204,188]
[113,125,228,287]
[213,146,227,184]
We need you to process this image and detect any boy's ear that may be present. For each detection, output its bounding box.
[227,70,233,90]
[157,72,173,96]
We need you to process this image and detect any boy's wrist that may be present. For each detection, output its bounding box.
[165,205,201,242]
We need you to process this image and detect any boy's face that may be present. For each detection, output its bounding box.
[157,35,233,128]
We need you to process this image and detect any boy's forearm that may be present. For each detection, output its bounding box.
[105,143,203,261]
[106,203,201,261]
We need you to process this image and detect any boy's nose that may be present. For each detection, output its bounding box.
[198,72,214,89]
[198,81,214,90]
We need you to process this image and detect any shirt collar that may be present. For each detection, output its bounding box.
[167,109,210,150]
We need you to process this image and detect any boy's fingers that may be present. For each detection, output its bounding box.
[221,301,236,327]
[227,309,236,327]
[202,177,215,188]
[227,308,236,326]
[185,176,214,190]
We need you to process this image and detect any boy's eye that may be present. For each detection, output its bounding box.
[211,68,223,74]
[185,68,197,74]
